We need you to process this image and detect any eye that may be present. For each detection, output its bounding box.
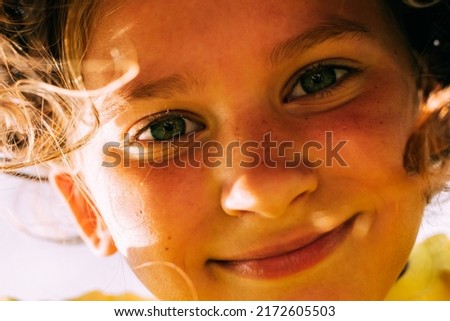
[135,113,205,141]
[284,63,355,102]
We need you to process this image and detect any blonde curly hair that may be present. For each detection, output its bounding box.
[0,0,101,172]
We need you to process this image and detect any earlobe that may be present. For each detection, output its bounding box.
[51,172,117,256]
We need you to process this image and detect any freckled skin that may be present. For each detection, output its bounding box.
[77,0,426,300]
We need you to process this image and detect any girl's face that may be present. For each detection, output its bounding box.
[68,0,426,299]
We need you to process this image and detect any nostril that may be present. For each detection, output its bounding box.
[225,209,253,217]
[292,191,308,204]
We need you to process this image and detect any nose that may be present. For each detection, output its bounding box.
[221,161,318,218]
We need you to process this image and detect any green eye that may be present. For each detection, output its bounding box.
[286,64,351,101]
[150,116,186,140]
[136,114,204,141]
[300,66,340,94]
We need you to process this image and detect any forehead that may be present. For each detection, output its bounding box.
[87,0,391,58]
[83,0,402,92]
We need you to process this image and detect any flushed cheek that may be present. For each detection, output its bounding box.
[306,72,415,175]
[96,164,216,256]
[80,163,215,300]
[102,165,219,300]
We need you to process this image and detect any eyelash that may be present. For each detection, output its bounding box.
[132,111,205,142]
[283,62,361,103]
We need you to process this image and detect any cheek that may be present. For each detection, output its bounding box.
[84,164,219,300]
[301,67,417,180]
[291,67,426,224]
[90,164,216,255]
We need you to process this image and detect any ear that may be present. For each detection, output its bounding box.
[51,172,117,256]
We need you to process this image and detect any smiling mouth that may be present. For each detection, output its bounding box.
[209,216,356,279]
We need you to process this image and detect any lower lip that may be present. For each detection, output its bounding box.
[211,218,354,279]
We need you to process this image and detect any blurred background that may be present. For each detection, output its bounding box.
[0,170,449,300]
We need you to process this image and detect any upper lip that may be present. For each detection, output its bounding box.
[209,215,356,262]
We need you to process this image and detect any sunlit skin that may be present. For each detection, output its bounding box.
[59,0,428,300]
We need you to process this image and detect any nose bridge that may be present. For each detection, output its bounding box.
[217,110,319,218]
[218,107,300,169]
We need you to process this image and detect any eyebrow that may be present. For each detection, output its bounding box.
[122,73,199,100]
[268,17,372,67]
[99,73,199,123]
[100,17,372,122]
